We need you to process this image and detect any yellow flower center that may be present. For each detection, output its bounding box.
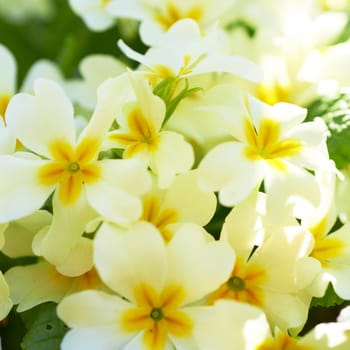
[109,108,160,158]
[142,195,179,242]
[153,2,203,30]
[38,138,101,204]
[257,82,291,105]
[0,94,11,122]
[208,257,267,307]
[244,118,302,171]
[121,284,192,350]
[100,0,110,7]
[257,332,314,350]
[309,217,345,268]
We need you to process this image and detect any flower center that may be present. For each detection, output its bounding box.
[153,3,203,30]
[227,276,245,291]
[67,162,80,173]
[109,108,160,158]
[208,258,267,307]
[38,139,101,204]
[309,217,345,268]
[150,307,164,321]
[0,94,11,122]
[141,195,179,242]
[244,118,302,170]
[121,284,192,349]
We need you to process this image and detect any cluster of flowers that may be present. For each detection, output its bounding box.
[2,0,350,349]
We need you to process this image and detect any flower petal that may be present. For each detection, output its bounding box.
[0,155,53,222]
[166,224,235,304]
[85,158,151,223]
[6,79,75,158]
[94,221,167,301]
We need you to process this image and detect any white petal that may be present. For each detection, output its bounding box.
[78,73,132,143]
[128,72,165,131]
[263,293,309,332]
[194,301,269,350]
[58,289,129,327]
[39,192,96,268]
[265,163,321,220]
[166,224,235,304]
[56,237,94,277]
[0,44,16,95]
[151,131,194,188]
[61,327,133,350]
[163,170,216,226]
[21,60,64,93]
[94,221,167,300]
[0,272,12,320]
[2,210,52,258]
[86,159,150,223]
[0,118,15,154]
[5,261,72,312]
[6,79,75,158]
[194,55,262,82]
[0,155,53,223]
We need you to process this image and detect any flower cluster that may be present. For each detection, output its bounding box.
[2,0,350,349]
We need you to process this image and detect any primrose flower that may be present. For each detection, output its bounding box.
[1,76,150,221]
[119,19,261,86]
[0,76,151,268]
[207,191,320,331]
[5,260,106,312]
[138,170,216,242]
[196,299,350,350]
[105,72,194,188]
[0,44,16,121]
[198,89,335,206]
[302,171,350,300]
[57,221,234,350]
[67,54,126,110]
[68,0,118,32]
[109,0,236,44]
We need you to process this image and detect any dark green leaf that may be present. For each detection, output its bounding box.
[20,303,68,350]
[306,92,350,169]
[311,283,344,308]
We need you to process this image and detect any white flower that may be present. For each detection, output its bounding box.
[105,72,194,188]
[198,90,335,206]
[57,222,234,349]
[68,0,117,32]
[108,0,236,45]
[119,19,261,84]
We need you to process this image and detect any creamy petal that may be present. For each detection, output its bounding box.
[0,155,53,223]
[166,224,235,304]
[6,79,75,158]
[94,221,167,300]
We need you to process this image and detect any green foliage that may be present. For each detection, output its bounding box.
[306,91,350,169]
[333,16,350,44]
[20,303,68,350]
[0,0,145,83]
[153,78,202,126]
[311,283,344,308]
[224,19,256,37]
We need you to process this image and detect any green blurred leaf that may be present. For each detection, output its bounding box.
[20,303,68,350]
[311,283,344,308]
[306,92,350,169]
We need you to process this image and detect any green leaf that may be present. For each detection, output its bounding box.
[20,303,68,350]
[153,77,202,126]
[153,77,178,104]
[306,92,350,169]
[224,19,256,37]
[163,85,202,125]
[310,283,344,308]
